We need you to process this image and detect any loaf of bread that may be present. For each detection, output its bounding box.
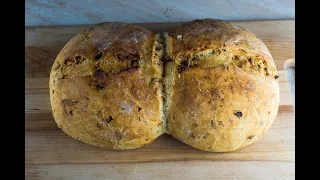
[49,19,279,152]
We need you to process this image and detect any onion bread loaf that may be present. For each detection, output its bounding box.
[49,19,279,152]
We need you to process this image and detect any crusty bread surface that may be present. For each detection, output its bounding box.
[50,23,166,150]
[49,19,279,152]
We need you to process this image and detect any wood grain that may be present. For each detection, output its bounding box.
[26,161,294,180]
[25,20,295,179]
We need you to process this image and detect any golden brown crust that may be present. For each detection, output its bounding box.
[50,19,280,152]
[169,19,278,78]
[165,19,280,152]
[166,66,279,152]
[50,23,166,150]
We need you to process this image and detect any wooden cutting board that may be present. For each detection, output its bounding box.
[25,20,295,180]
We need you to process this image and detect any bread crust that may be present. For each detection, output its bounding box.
[49,19,280,152]
[49,23,166,150]
[165,19,279,152]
